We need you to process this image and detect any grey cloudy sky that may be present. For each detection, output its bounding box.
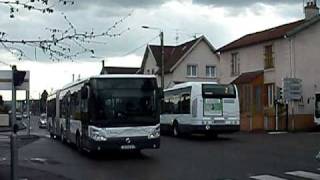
[0,0,308,99]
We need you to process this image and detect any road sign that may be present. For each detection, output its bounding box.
[282,78,302,101]
[0,70,30,90]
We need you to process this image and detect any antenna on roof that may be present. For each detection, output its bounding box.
[193,33,197,39]
[175,29,179,45]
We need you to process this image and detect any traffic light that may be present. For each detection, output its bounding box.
[13,70,26,86]
[279,87,283,100]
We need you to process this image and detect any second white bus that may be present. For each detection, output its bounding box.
[160,82,240,137]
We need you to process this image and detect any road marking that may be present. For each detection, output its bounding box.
[250,175,287,180]
[30,133,50,138]
[285,171,320,180]
[268,132,288,135]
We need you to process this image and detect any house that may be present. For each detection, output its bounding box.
[217,0,320,131]
[140,35,220,88]
[100,61,140,75]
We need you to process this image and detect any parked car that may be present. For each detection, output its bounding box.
[16,112,22,121]
[39,113,47,128]
[23,112,29,118]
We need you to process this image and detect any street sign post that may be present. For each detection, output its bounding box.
[0,68,29,180]
[282,78,302,132]
[282,78,302,101]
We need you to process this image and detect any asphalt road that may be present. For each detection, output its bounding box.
[2,116,320,180]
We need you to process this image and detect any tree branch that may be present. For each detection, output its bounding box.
[0,11,133,61]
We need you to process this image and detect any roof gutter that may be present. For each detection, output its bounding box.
[287,15,320,37]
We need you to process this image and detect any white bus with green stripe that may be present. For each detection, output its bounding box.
[160,82,240,137]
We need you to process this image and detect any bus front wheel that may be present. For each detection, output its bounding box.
[172,122,180,137]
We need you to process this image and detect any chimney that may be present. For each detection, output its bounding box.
[102,60,105,68]
[305,0,319,20]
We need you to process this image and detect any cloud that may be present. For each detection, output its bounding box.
[57,0,171,12]
[0,0,307,97]
[193,0,303,18]
[193,0,302,7]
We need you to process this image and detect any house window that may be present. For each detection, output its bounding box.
[231,52,240,76]
[264,45,274,69]
[206,66,216,78]
[151,69,155,74]
[265,84,275,107]
[187,65,197,77]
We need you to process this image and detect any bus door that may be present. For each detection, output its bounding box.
[315,93,320,124]
[80,85,89,139]
[65,92,71,139]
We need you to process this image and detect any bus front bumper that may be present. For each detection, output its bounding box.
[85,137,160,151]
[179,124,240,134]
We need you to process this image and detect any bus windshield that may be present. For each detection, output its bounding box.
[316,94,320,118]
[90,78,158,127]
[202,84,236,98]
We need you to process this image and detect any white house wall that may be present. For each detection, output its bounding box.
[143,48,160,86]
[220,39,292,87]
[292,21,320,114]
[171,40,220,86]
[220,21,320,115]
[220,43,265,84]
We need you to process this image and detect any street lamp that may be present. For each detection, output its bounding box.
[142,26,165,90]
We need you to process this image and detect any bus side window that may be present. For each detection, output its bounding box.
[60,100,64,118]
[181,94,191,114]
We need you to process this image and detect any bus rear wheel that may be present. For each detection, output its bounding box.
[50,132,54,139]
[76,133,82,152]
[60,129,65,143]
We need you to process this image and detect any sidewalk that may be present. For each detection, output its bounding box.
[0,164,72,180]
[0,135,71,180]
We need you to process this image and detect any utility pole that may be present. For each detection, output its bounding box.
[26,90,30,135]
[10,65,18,180]
[160,31,164,89]
[141,26,165,89]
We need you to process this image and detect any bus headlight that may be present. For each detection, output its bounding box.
[89,127,107,141]
[148,126,160,139]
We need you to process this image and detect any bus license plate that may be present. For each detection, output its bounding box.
[214,120,225,124]
[121,145,136,150]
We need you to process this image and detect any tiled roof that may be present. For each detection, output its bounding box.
[218,20,305,52]
[100,66,140,74]
[148,37,200,73]
[232,70,264,84]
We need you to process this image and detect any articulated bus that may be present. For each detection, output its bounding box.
[161,82,240,137]
[47,75,160,152]
[315,92,320,125]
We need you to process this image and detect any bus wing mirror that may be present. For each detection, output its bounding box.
[158,88,164,99]
[81,86,90,99]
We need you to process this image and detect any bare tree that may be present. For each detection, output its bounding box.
[0,0,131,63]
